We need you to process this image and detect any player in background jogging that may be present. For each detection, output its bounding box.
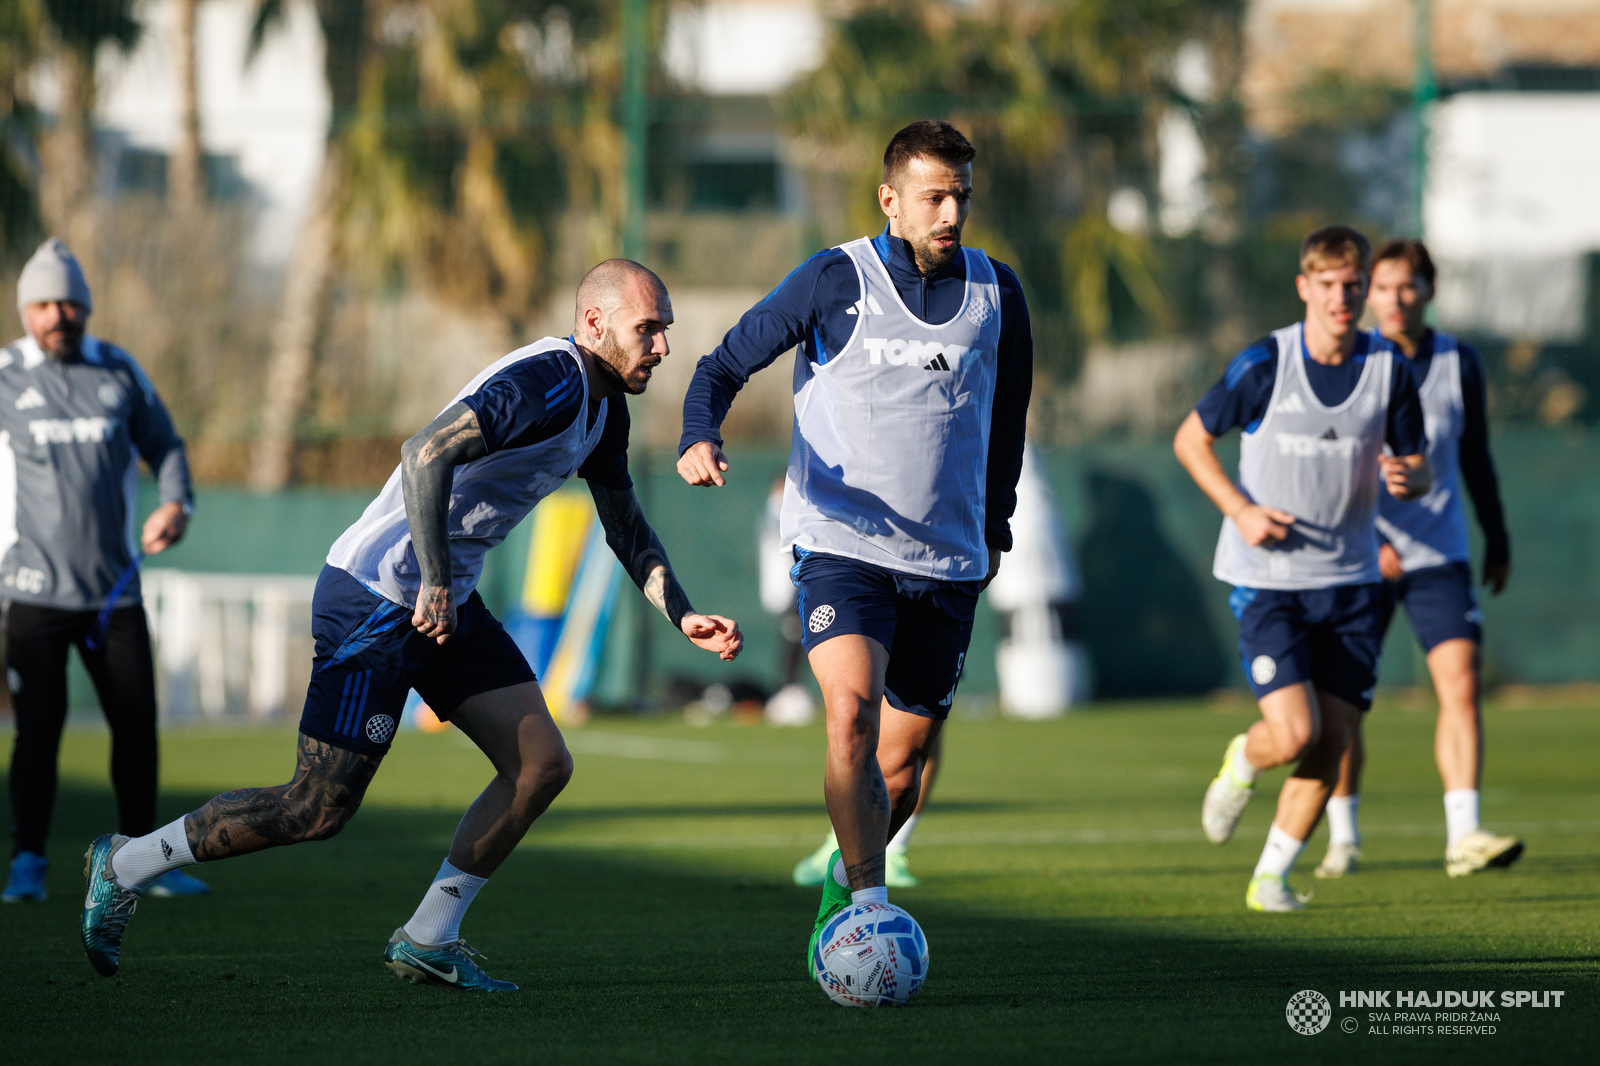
[1312,237,1521,881]
[79,260,742,990]
[677,121,1032,968]
[1,239,206,903]
[1174,225,1430,911]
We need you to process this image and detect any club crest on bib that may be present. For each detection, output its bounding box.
[809,605,836,633]
[965,293,993,327]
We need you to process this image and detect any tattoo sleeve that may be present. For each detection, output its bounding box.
[588,481,694,630]
[185,734,382,861]
[400,402,488,592]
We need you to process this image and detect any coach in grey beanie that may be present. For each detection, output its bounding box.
[17,237,93,314]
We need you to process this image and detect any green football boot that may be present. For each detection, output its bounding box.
[384,928,518,992]
[791,832,838,887]
[81,834,141,977]
[806,849,853,980]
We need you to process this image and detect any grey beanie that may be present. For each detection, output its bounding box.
[17,237,93,313]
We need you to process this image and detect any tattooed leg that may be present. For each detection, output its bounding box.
[183,733,382,861]
[811,635,892,891]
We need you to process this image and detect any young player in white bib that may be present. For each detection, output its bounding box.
[79,261,743,989]
[1174,226,1431,911]
[1312,238,1521,880]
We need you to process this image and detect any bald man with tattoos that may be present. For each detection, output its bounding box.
[80,259,742,991]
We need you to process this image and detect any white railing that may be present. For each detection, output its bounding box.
[141,570,318,723]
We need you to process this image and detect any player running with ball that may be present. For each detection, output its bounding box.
[1312,238,1521,880]
[677,120,1032,973]
[1174,225,1430,912]
[80,260,742,989]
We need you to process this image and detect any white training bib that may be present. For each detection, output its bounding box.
[780,238,1003,579]
[1213,326,1393,590]
[1375,334,1470,571]
[328,338,608,607]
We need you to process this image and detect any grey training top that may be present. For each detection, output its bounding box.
[0,334,193,610]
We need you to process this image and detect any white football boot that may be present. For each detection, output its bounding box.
[1202,734,1255,844]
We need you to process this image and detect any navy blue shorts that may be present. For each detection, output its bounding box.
[298,566,536,755]
[1379,561,1482,652]
[791,549,979,720]
[1230,583,1385,711]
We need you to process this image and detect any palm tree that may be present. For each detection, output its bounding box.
[788,0,1240,351]
[169,0,204,212]
[35,0,141,238]
[0,0,46,250]
[246,0,371,491]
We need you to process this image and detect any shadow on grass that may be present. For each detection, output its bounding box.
[2,781,1596,1066]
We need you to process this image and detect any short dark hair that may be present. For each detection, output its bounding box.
[1299,224,1371,275]
[882,120,975,187]
[1372,237,1437,289]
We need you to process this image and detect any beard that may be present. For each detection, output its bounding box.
[910,226,961,272]
[39,324,84,359]
[594,328,650,395]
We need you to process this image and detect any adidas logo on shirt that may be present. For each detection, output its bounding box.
[845,295,886,316]
[863,337,976,370]
[1273,393,1307,414]
[14,386,44,410]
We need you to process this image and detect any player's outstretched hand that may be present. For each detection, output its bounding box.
[677,441,730,487]
[1381,454,1431,500]
[413,585,457,644]
[1379,542,1404,582]
[1482,558,1511,596]
[141,500,189,555]
[682,613,742,661]
[1234,503,1295,547]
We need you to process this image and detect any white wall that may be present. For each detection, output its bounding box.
[1426,92,1600,341]
[93,0,330,263]
[663,1,826,96]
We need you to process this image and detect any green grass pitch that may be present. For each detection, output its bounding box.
[3,698,1597,1064]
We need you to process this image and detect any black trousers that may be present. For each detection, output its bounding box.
[5,602,159,858]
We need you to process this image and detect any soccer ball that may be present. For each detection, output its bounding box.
[813,902,929,1007]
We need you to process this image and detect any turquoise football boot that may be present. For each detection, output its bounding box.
[3,851,48,902]
[791,832,838,887]
[384,928,518,992]
[81,834,141,977]
[806,849,853,980]
[885,848,920,888]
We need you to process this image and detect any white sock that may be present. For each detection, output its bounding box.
[1230,741,1260,785]
[403,860,488,946]
[888,813,919,854]
[110,816,198,892]
[851,886,888,906]
[1325,794,1361,846]
[1444,789,1480,848]
[1253,824,1306,879]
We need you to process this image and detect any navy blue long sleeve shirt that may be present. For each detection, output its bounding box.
[679,225,1034,551]
[1404,333,1510,564]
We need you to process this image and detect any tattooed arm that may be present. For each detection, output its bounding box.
[400,401,487,642]
[587,481,743,661]
[185,733,381,860]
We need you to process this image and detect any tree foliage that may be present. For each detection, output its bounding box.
[788,0,1239,352]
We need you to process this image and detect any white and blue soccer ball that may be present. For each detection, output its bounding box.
[813,902,929,1007]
